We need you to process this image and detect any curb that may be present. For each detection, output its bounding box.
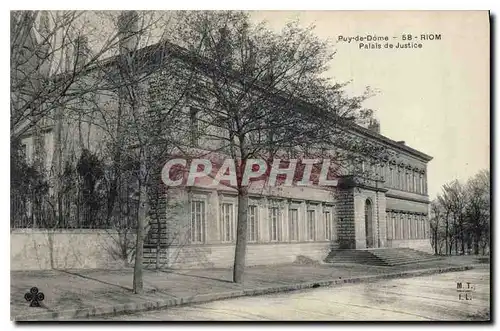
[13,265,474,321]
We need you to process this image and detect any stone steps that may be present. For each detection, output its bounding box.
[325,248,442,266]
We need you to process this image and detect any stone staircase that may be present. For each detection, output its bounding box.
[325,248,442,266]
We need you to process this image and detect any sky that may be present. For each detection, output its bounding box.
[250,11,490,199]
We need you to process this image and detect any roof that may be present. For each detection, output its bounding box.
[57,38,433,163]
[350,124,433,162]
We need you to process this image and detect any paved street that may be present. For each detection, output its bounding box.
[94,268,490,321]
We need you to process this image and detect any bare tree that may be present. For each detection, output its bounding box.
[91,11,206,293]
[465,170,490,255]
[433,170,490,256]
[10,10,172,228]
[11,10,188,293]
[170,11,384,283]
[430,200,443,255]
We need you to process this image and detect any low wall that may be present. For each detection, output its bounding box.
[12,230,434,270]
[387,239,433,254]
[167,242,332,269]
[11,229,136,271]
[12,229,332,270]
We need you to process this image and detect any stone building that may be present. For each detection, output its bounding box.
[151,125,433,269]
[11,11,433,270]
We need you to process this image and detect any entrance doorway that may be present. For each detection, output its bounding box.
[365,199,374,248]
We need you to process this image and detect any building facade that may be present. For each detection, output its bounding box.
[145,130,432,269]
[11,12,433,270]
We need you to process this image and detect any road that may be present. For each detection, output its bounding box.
[94,268,490,321]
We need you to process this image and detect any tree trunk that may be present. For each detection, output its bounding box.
[133,173,148,294]
[454,222,458,255]
[474,231,480,255]
[232,186,249,283]
[460,228,465,255]
[156,213,161,270]
[433,230,438,255]
[445,219,449,255]
[57,193,63,227]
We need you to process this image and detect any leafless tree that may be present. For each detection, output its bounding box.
[464,170,490,255]
[432,169,490,256]
[430,200,443,255]
[169,11,385,283]
[91,11,209,293]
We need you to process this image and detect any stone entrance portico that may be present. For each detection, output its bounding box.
[336,175,388,250]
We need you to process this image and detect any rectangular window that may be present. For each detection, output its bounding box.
[386,212,393,240]
[269,207,281,242]
[399,213,404,239]
[414,215,418,239]
[324,211,332,241]
[423,216,428,238]
[307,210,316,241]
[248,205,258,242]
[422,215,426,239]
[424,174,427,195]
[405,170,409,191]
[416,216,420,239]
[401,214,405,239]
[416,174,420,194]
[418,215,423,239]
[391,214,394,239]
[410,214,415,239]
[409,171,413,192]
[409,173,412,192]
[289,208,299,241]
[393,213,401,239]
[414,172,417,192]
[408,172,412,191]
[404,170,408,190]
[420,174,424,194]
[409,172,413,192]
[407,214,411,239]
[408,214,412,239]
[220,203,234,242]
[386,166,392,187]
[190,200,206,243]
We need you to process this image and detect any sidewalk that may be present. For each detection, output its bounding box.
[11,259,476,321]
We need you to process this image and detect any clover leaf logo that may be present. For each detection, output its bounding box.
[24,287,44,307]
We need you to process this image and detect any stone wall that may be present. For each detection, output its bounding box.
[11,229,136,270]
[11,229,331,270]
[152,242,332,269]
[335,188,356,249]
[387,239,433,254]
